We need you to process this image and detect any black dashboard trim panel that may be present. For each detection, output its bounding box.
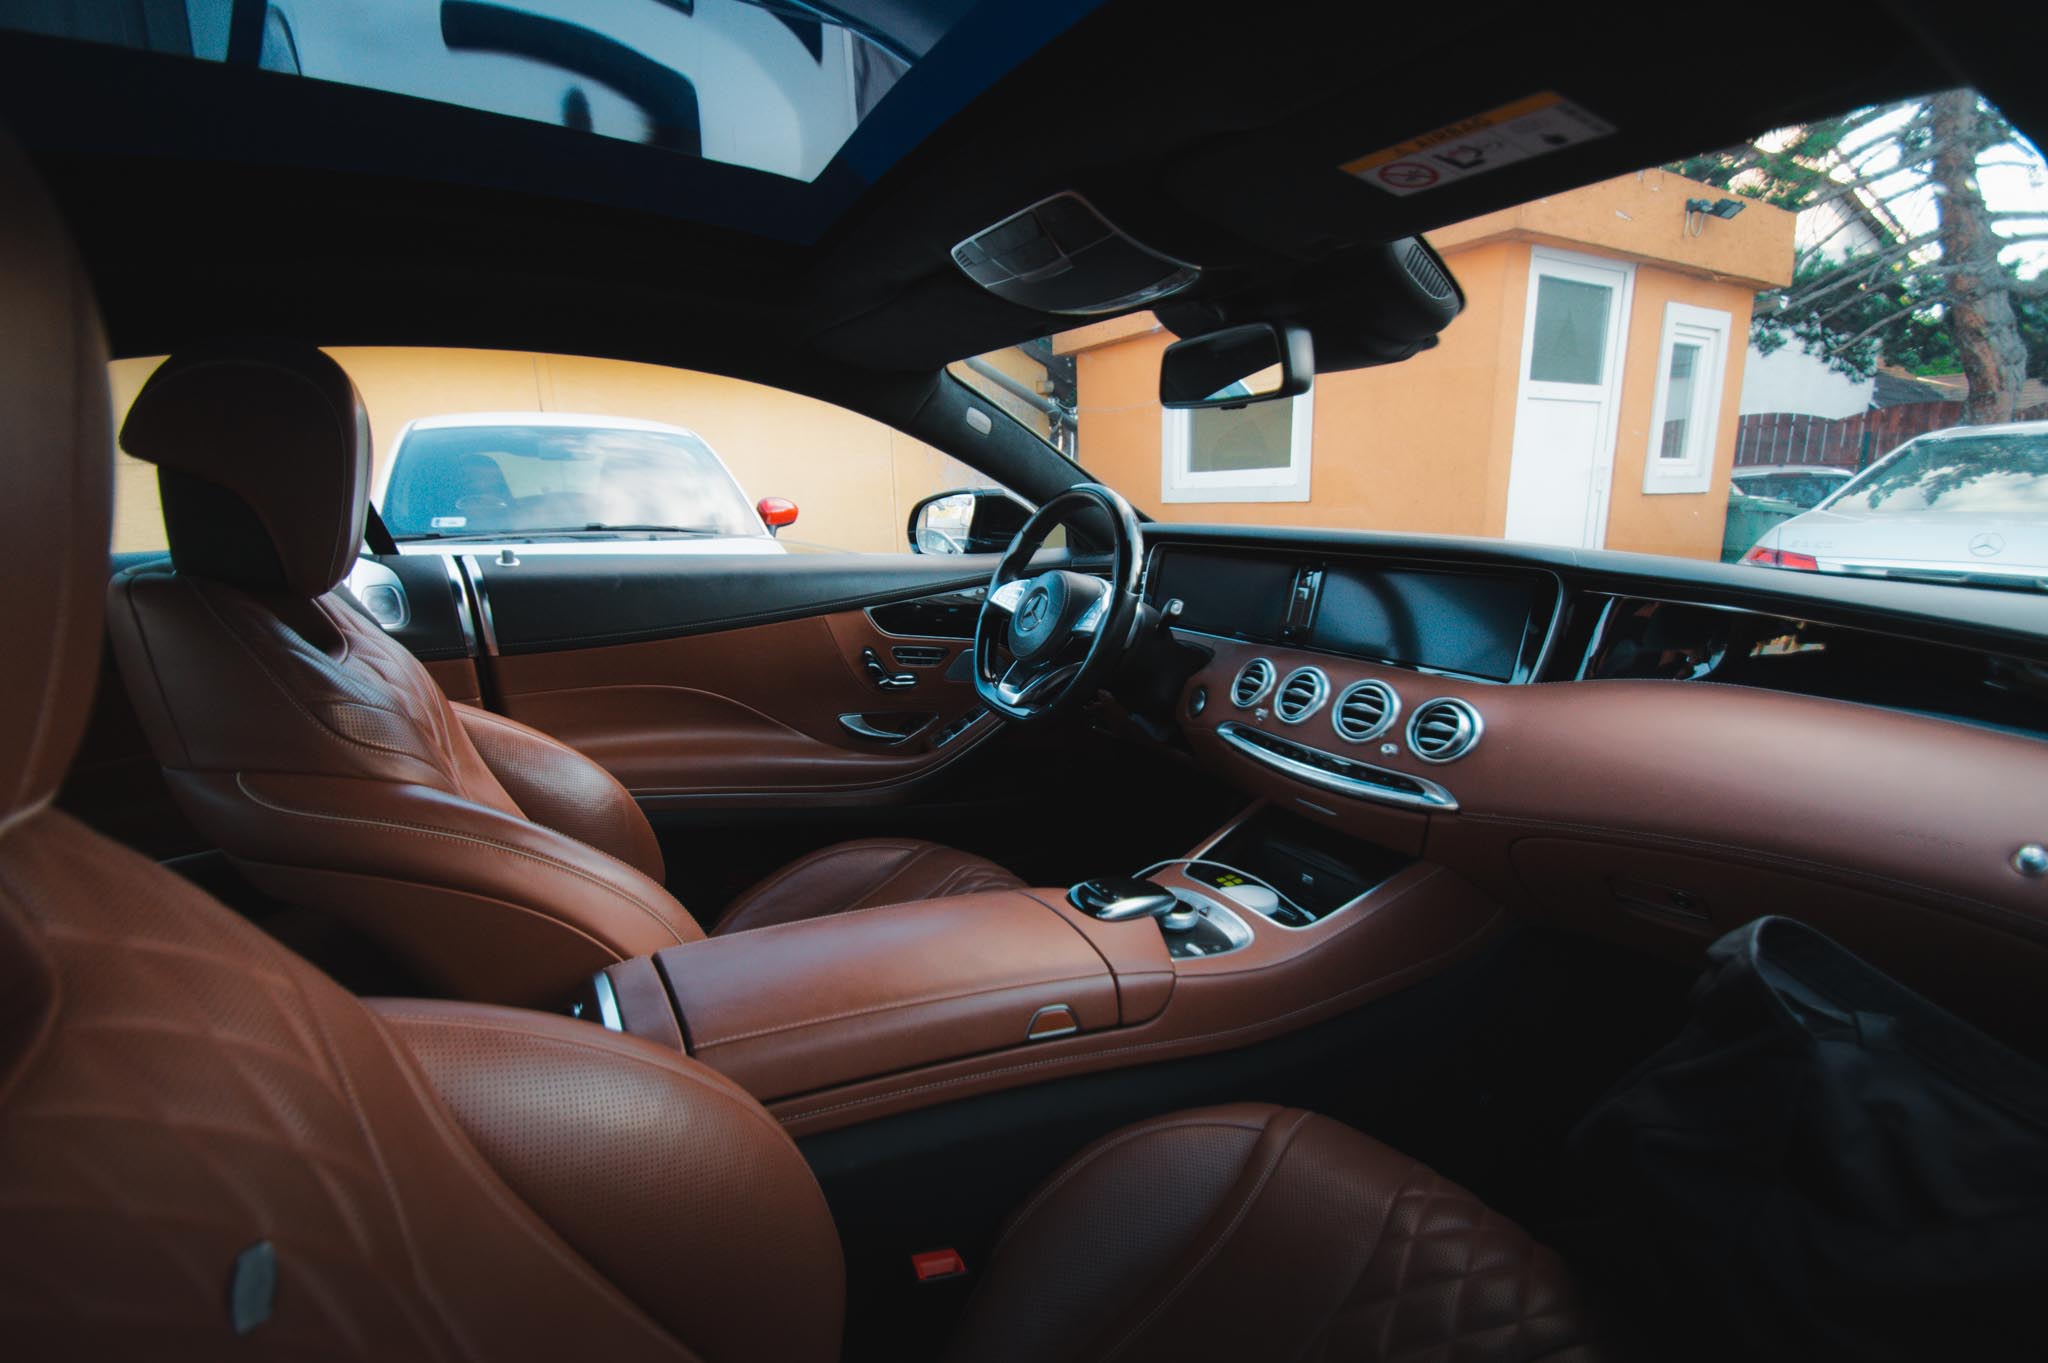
[1144,524,2048,668]
[468,553,999,653]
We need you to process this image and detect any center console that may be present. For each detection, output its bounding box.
[586,804,1506,1136]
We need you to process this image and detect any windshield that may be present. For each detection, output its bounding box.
[1820,431,2048,517]
[952,86,2048,593]
[382,422,760,540]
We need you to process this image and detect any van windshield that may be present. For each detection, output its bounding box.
[382,423,761,540]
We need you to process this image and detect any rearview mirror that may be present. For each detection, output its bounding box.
[1159,323,1313,409]
[908,488,1032,554]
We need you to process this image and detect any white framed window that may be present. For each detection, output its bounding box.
[1642,302,1731,495]
[1160,387,1315,503]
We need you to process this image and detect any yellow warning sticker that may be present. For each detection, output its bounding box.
[1342,92,1614,197]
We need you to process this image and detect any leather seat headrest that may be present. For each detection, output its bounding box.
[120,342,371,597]
[0,129,113,826]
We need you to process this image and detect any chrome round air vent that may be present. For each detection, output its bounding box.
[1272,666,1330,725]
[1331,679,1400,742]
[1230,658,1276,709]
[1407,698,1483,763]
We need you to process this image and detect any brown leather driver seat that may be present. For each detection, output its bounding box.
[1,131,1593,1361]
[101,341,1020,1004]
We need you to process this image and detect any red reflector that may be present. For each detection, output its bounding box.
[911,1248,967,1282]
[1778,550,1820,571]
[1742,544,1778,565]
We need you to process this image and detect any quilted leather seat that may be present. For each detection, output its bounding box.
[0,126,1593,1362]
[102,341,1018,1005]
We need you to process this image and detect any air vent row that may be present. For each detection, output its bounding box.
[1230,658,1276,709]
[1331,679,1400,742]
[1407,698,1483,763]
[1272,667,1330,724]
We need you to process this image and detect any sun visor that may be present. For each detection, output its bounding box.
[951,192,1199,316]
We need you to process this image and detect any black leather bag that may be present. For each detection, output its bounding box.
[1568,915,2048,1361]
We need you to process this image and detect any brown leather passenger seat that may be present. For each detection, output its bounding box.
[102,340,1019,1005]
[0,129,1592,1362]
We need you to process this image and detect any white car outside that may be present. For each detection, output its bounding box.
[371,411,793,559]
[1743,419,2048,590]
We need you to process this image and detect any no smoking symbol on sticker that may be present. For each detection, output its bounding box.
[1376,161,1439,190]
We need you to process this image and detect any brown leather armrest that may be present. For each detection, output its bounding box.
[647,890,1132,1101]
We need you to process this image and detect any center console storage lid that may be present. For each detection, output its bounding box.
[653,890,1121,1102]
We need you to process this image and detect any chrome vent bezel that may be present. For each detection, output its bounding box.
[1331,679,1400,743]
[1272,666,1330,725]
[1406,697,1483,763]
[1230,658,1277,709]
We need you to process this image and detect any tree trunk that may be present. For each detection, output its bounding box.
[1928,90,2027,424]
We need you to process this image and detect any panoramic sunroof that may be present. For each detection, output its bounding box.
[3,0,1097,227]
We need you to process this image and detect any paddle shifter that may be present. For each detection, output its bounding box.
[1068,877,1180,923]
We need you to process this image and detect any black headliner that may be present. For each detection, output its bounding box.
[1,0,2040,472]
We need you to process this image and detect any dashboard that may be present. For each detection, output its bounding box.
[1131,528,2048,1049]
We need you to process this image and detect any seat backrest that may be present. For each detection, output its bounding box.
[0,129,842,1361]
[106,343,701,1005]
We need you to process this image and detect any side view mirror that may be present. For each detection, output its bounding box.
[907,488,1032,554]
[756,496,799,536]
[1159,322,1313,409]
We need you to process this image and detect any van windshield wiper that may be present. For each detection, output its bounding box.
[392,524,727,542]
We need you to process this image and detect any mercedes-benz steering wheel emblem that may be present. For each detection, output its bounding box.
[1969,532,2005,558]
[1019,590,1049,628]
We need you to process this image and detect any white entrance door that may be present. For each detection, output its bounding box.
[1503,249,1634,547]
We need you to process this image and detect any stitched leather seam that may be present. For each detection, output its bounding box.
[233,774,688,946]
[190,581,430,769]
[776,902,1503,1124]
[712,840,931,934]
[1099,1109,1313,1362]
[694,970,1109,1048]
[989,1115,1273,1258]
[0,825,67,1109]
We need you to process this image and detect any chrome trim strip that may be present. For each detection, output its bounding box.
[441,555,478,657]
[1215,722,1458,811]
[836,713,935,744]
[460,554,500,657]
[591,970,624,1032]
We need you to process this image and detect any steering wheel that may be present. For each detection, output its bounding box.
[973,482,1144,722]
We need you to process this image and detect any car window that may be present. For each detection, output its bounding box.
[108,347,1001,555]
[953,86,2048,592]
[1825,432,2048,516]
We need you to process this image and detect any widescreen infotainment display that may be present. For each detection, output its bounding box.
[1308,567,1546,680]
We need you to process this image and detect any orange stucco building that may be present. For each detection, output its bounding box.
[1061,171,1795,561]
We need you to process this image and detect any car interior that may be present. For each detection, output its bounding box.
[3,1,2047,1360]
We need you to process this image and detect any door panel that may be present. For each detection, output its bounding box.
[485,594,997,806]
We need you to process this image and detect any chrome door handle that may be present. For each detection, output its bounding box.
[837,713,934,744]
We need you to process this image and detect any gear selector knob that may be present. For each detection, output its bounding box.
[1068,877,1180,922]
